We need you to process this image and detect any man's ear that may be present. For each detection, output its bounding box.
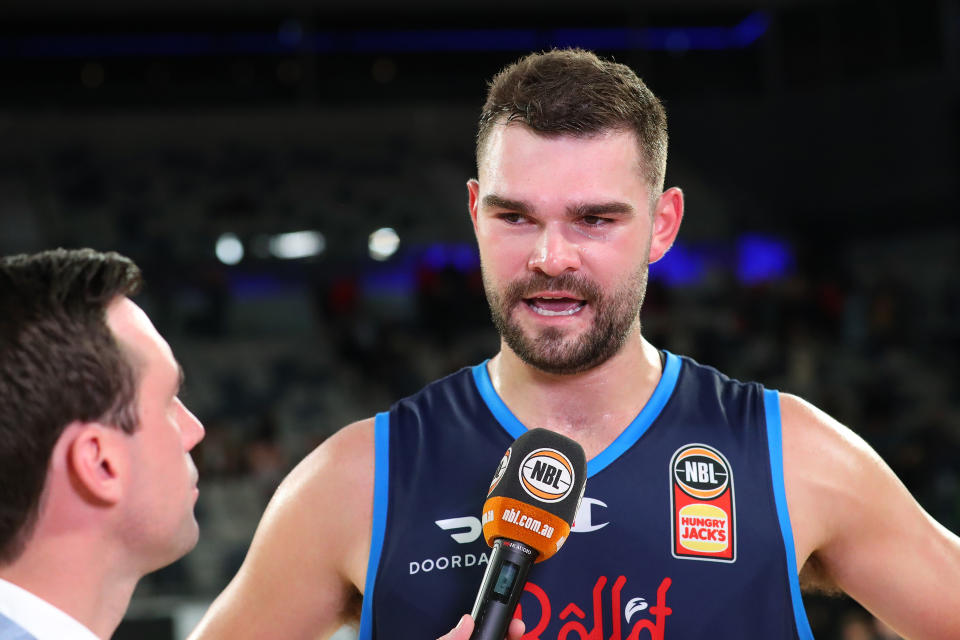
[467,178,481,234]
[66,423,126,506]
[649,187,685,264]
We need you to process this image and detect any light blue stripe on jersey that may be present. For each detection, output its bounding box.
[470,360,525,441]
[471,351,681,478]
[358,411,391,640]
[588,351,680,475]
[764,389,815,640]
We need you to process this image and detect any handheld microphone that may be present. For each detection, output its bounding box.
[469,429,587,640]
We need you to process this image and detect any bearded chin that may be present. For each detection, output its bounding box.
[484,267,648,376]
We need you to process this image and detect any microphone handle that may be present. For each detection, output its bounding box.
[469,539,537,640]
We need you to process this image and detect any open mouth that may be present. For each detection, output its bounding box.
[524,296,587,317]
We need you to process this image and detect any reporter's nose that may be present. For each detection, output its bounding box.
[178,401,206,450]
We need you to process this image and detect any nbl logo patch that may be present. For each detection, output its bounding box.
[519,448,575,503]
[670,443,736,562]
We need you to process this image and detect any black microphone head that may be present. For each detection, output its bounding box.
[481,428,587,561]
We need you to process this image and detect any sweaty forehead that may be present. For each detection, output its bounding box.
[478,123,644,179]
[477,124,648,204]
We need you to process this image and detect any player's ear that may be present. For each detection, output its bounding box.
[467,179,481,234]
[65,422,126,505]
[648,187,684,264]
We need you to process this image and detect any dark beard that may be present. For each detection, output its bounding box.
[483,268,648,375]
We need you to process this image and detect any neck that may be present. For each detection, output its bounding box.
[488,328,663,459]
[0,534,140,639]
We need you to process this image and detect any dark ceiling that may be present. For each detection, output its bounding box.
[1,0,953,107]
[0,0,956,249]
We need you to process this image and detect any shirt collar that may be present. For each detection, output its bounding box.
[0,577,101,640]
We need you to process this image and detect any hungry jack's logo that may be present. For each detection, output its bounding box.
[670,443,736,562]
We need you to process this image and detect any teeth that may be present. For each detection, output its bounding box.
[530,303,585,317]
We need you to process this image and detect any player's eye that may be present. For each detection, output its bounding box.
[582,216,610,227]
[498,213,527,224]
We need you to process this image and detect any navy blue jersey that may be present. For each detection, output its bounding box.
[358,352,814,639]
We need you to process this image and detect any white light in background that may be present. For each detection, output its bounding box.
[369,227,400,261]
[215,232,244,265]
[269,230,326,259]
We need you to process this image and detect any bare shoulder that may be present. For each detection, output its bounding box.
[280,416,377,519]
[779,392,872,466]
[190,418,376,640]
[778,393,884,569]
[779,393,960,639]
[269,416,376,579]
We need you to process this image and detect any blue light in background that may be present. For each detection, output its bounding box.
[649,233,793,287]
[229,273,302,298]
[423,242,480,272]
[399,235,792,293]
[362,260,417,295]
[225,234,790,300]
[648,242,708,286]
[1,12,769,59]
[734,11,771,47]
[422,244,449,271]
[737,233,794,284]
[451,244,481,272]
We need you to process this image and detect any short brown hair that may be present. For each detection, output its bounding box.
[0,248,143,563]
[477,48,668,195]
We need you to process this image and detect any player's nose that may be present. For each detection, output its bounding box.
[528,224,581,276]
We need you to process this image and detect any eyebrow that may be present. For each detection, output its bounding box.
[570,201,635,217]
[482,194,635,218]
[482,194,530,214]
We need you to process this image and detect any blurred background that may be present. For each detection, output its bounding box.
[1,0,958,638]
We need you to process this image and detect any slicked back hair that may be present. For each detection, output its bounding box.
[0,248,143,563]
[477,49,668,197]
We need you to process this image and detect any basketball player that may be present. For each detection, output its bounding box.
[0,249,205,639]
[191,50,960,639]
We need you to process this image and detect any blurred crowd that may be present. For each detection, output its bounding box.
[2,120,957,640]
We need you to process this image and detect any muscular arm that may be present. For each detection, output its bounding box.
[189,418,375,640]
[781,394,960,640]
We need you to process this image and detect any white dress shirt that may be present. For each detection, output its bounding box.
[0,577,100,640]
